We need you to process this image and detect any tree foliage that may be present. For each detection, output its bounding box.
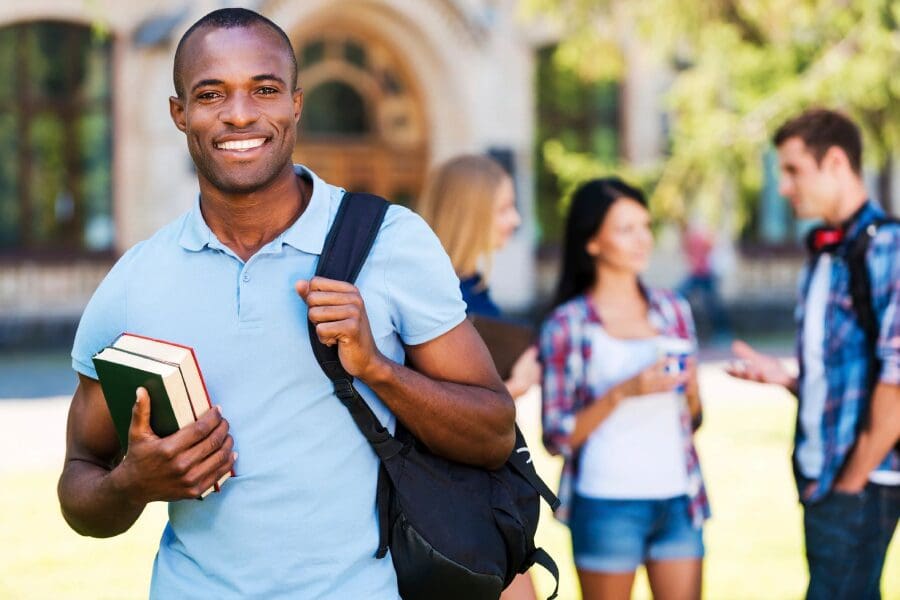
[525,0,900,229]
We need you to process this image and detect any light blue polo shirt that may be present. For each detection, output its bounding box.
[71,165,466,599]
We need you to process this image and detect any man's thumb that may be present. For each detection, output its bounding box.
[129,387,154,439]
[295,279,310,300]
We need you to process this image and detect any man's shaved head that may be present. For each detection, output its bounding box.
[173,8,298,98]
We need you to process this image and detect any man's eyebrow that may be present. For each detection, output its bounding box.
[191,79,225,93]
[251,73,287,86]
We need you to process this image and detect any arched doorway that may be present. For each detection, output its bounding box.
[292,31,428,206]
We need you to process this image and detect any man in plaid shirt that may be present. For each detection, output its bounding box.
[728,109,900,599]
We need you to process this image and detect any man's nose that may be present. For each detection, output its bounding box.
[511,208,522,229]
[778,177,792,198]
[221,92,259,127]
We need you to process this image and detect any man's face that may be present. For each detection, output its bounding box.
[169,25,302,195]
[776,137,839,220]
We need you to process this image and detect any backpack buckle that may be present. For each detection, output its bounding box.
[334,378,356,402]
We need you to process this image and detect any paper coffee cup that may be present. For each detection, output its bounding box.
[657,337,694,392]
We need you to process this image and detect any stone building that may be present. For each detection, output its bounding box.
[0,0,831,346]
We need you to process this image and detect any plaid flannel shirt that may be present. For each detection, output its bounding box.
[539,287,711,527]
[795,200,900,502]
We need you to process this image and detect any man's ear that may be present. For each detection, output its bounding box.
[822,145,848,175]
[293,88,304,125]
[169,96,187,133]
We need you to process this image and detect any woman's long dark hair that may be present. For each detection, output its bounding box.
[552,177,648,309]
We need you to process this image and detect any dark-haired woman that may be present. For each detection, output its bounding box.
[539,178,709,600]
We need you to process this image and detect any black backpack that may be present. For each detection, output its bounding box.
[845,215,900,451]
[307,192,561,600]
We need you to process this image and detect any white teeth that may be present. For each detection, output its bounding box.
[216,138,265,150]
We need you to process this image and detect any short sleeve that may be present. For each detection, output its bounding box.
[539,312,579,458]
[70,248,137,379]
[873,226,900,385]
[382,206,467,345]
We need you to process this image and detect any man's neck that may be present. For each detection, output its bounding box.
[825,184,868,227]
[198,166,311,262]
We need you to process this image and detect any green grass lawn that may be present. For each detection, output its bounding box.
[2,365,898,599]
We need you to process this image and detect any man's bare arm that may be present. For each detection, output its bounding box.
[58,375,236,537]
[298,277,515,469]
[58,376,146,537]
[833,382,900,492]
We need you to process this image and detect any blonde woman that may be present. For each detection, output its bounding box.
[416,154,540,599]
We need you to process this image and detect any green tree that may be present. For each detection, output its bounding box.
[526,0,900,231]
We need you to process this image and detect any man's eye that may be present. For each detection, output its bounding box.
[197,92,219,100]
[258,87,278,95]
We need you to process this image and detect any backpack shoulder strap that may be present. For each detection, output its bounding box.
[529,547,560,600]
[846,216,900,348]
[316,192,390,285]
[307,192,403,461]
[310,192,389,381]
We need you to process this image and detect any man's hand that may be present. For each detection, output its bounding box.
[59,376,236,537]
[112,387,236,503]
[726,340,797,392]
[296,276,389,382]
[831,382,900,495]
[298,276,514,468]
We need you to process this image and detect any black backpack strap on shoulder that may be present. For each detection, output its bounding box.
[847,217,900,356]
[308,192,403,461]
[311,192,390,381]
[529,547,560,600]
[846,217,900,443]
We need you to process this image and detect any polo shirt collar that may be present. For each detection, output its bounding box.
[178,164,336,256]
[281,164,332,255]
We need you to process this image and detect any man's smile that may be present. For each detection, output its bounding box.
[215,138,267,151]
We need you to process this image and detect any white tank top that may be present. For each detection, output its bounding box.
[575,326,689,499]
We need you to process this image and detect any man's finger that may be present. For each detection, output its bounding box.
[165,406,226,453]
[177,418,232,468]
[725,361,751,380]
[129,387,157,440]
[731,339,759,361]
[309,276,358,293]
[307,305,358,324]
[186,443,237,498]
[304,290,361,309]
[315,319,357,343]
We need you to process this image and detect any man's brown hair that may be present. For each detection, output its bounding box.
[773,108,863,175]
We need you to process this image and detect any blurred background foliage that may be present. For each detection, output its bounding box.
[526,0,900,242]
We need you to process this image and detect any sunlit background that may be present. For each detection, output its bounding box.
[1,1,898,598]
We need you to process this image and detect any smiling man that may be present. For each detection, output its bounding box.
[57,9,515,599]
[728,109,900,599]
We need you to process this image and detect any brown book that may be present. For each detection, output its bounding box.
[469,315,535,380]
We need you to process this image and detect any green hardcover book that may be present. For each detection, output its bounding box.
[92,347,195,450]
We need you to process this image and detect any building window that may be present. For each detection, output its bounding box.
[303,81,370,136]
[0,21,113,257]
[535,44,621,245]
[293,33,427,200]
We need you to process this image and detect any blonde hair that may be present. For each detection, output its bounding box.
[415,154,509,277]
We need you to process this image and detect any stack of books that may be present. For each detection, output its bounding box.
[92,333,231,497]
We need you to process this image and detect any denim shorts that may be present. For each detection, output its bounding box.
[570,494,705,572]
